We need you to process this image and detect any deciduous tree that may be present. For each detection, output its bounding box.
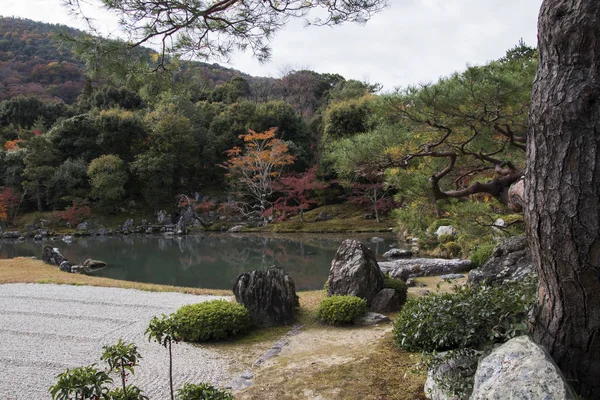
[269,165,327,222]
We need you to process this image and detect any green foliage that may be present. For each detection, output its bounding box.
[316,295,367,325]
[425,348,480,399]
[417,230,439,251]
[442,241,462,258]
[470,242,496,268]
[437,234,454,244]
[146,314,179,348]
[323,95,374,140]
[131,152,176,208]
[49,115,101,163]
[171,300,252,342]
[383,275,408,307]
[176,383,233,400]
[393,278,537,352]
[87,154,128,211]
[49,158,89,207]
[101,339,142,397]
[49,365,112,400]
[108,386,149,400]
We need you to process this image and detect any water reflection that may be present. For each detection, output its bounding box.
[0,234,402,290]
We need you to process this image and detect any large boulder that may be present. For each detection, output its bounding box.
[328,239,384,306]
[1,231,21,239]
[383,248,413,259]
[42,245,68,266]
[470,336,575,400]
[233,266,297,327]
[175,217,187,235]
[435,225,456,237]
[156,209,172,225]
[82,259,106,269]
[380,258,472,278]
[467,236,534,286]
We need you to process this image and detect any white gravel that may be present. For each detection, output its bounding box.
[0,283,233,399]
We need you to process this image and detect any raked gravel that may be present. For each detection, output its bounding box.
[0,283,233,399]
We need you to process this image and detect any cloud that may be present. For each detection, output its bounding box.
[2,0,541,90]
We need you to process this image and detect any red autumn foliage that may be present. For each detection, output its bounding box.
[55,201,91,226]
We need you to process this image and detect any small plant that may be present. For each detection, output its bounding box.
[442,241,462,258]
[316,295,367,325]
[108,385,149,400]
[470,242,496,268]
[101,339,144,399]
[425,348,481,399]
[171,300,252,343]
[393,278,537,352]
[176,383,233,400]
[383,275,408,307]
[49,364,112,400]
[146,314,179,400]
[437,233,454,244]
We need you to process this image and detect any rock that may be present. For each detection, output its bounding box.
[370,237,385,243]
[354,312,390,326]
[228,225,243,233]
[121,218,135,231]
[62,235,73,243]
[383,248,413,259]
[59,261,72,272]
[156,210,172,225]
[470,336,576,400]
[328,239,385,306]
[175,217,186,235]
[424,350,481,400]
[18,236,25,241]
[70,265,88,273]
[440,273,465,280]
[435,225,456,236]
[233,266,298,327]
[42,245,68,266]
[82,259,106,269]
[1,231,21,239]
[380,258,473,278]
[38,230,49,237]
[76,221,89,230]
[370,288,400,313]
[419,283,428,287]
[406,278,416,287]
[95,228,111,236]
[145,227,153,234]
[33,234,43,241]
[508,179,525,212]
[389,268,410,281]
[467,236,534,286]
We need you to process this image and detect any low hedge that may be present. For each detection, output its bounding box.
[383,275,408,307]
[172,300,252,342]
[316,295,367,325]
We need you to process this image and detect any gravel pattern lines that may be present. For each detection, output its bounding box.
[0,283,233,399]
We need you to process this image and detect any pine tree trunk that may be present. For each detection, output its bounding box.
[526,1,600,397]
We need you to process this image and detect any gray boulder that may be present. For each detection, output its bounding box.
[440,273,465,280]
[156,210,172,225]
[328,239,385,306]
[354,312,390,326]
[228,225,243,233]
[42,245,68,266]
[424,350,481,400]
[470,336,575,400]
[82,259,106,269]
[380,258,472,278]
[121,218,135,231]
[59,261,72,272]
[370,288,400,313]
[76,221,89,230]
[467,236,534,286]
[175,217,187,235]
[436,225,456,236]
[1,231,21,239]
[233,266,297,327]
[383,248,413,259]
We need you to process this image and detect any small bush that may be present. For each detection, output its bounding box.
[470,242,495,268]
[393,278,537,352]
[383,275,408,307]
[443,241,462,258]
[172,300,252,342]
[177,383,233,400]
[317,295,367,325]
[437,233,454,244]
[417,230,439,251]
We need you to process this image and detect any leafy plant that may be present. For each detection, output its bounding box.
[393,278,537,352]
[470,242,496,268]
[383,275,408,307]
[176,383,233,400]
[146,314,179,400]
[49,365,112,400]
[108,385,149,400]
[316,295,367,325]
[171,300,252,342]
[425,348,481,399]
[101,339,143,399]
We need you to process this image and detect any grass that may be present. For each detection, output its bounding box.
[0,257,231,296]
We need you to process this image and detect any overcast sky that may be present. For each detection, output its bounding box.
[2,0,542,91]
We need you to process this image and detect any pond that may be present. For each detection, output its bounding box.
[0,233,403,290]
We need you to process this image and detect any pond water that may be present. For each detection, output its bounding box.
[0,234,403,290]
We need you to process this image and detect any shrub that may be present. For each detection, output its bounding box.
[443,241,462,258]
[383,275,408,307]
[316,295,367,325]
[172,300,252,342]
[437,233,454,244]
[470,242,496,268]
[417,230,439,251]
[393,278,537,352]
[176,383,233,400]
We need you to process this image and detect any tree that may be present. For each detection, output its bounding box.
[220,128,295,219]
[525,1,600,397]
[21,134,57,212]
[270,165,327,222]
[87,154,128,211]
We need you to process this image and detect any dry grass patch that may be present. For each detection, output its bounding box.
[407,275,467,298]
[0,257,231,296]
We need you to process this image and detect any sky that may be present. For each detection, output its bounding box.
[1,0,542,91]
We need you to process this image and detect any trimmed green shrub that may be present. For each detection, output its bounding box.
[393,278,537,352]
[383,275,408,307]
[470,242,496,268]
[443,241,462,258]
[172,300,252,342]
[177,383,233,400]
[317,295,367,325]
[437,233,455,244]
